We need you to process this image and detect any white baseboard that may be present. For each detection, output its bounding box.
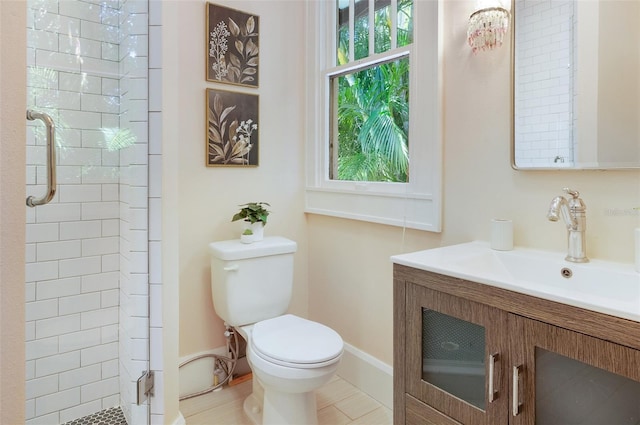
[337,343,393,409]
[172,411,186,425]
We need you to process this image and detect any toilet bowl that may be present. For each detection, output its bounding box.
[237,314,343,425]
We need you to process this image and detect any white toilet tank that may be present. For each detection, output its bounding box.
[209,236,297,327]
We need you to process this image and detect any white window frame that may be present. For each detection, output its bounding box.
[304,0,443,231]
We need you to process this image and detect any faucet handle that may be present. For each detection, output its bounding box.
[563,187,580,199]
[563,187,586,211]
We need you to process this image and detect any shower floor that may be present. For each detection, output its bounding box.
[62,406,127,425]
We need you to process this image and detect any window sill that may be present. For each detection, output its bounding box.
[305,187,440,231]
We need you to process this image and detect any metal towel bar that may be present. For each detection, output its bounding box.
[26,110,57,207]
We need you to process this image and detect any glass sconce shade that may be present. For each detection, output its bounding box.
[467,7,510,53]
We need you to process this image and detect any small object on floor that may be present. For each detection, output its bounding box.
[229,371,253,386]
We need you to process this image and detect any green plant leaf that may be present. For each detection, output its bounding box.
[232,211,246,222]
[231,202,270,223]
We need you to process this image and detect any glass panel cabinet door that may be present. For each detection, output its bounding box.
[406,283,509,425]
[510,314,640,425]
[422,308,486,409]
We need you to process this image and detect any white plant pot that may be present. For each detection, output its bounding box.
[241,222,264,243]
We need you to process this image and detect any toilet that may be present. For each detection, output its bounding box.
[209,236,343,425]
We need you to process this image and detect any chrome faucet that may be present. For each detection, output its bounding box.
[547,188,589,263]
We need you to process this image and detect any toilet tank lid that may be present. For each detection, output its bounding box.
[209,236,297,260]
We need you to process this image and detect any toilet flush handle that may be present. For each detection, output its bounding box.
[224,264,239,272]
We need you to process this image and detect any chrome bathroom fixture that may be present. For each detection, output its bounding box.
[547,187,589,263]
[25,110,56,207]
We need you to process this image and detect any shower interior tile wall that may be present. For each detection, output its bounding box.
[24,0,163,423]
[514,0,575,168]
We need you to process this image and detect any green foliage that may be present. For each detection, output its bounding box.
[231,202,270,225]
[336,58,410,182]
[335,0,413,183]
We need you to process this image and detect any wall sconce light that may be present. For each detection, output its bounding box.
[467,4,510,53]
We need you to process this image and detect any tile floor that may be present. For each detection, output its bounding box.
[180,375,392,425]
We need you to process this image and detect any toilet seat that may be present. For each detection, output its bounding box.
[251,314,343,369]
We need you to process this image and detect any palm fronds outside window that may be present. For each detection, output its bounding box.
[331,0,413,183]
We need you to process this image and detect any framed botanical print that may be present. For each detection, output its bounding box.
[206,3,259,87]
[206,88,259,166]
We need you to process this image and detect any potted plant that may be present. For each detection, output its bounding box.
[240,228,255,244]
[232,202,270,243]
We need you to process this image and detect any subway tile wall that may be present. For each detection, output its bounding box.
[25,0,162,423]
[118,0,149,423]
[514,0,575,167]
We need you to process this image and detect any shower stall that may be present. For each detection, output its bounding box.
[24,0,162,423]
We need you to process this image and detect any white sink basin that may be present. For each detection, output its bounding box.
[391,241,640,322]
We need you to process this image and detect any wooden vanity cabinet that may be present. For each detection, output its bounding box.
[394,264,640,425]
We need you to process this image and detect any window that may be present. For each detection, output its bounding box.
[332,0,413,183]
[305,0,442,231]
[330,57,410,183]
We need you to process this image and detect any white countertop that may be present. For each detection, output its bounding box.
[391,241,640,322]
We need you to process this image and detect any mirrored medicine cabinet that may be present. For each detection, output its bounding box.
[512,0,640,170]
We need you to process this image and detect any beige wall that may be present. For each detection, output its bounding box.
[307,0,640,366]
[176,0,309,357]
[0,1,27,423]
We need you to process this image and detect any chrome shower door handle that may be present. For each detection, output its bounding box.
[26,110,57,207]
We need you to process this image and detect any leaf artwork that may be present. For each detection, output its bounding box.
[208,93,258,165]
[208,5,259,86]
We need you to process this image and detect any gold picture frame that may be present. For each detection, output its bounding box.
[206,3,259,88]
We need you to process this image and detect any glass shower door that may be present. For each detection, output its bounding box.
[25,0,150,423]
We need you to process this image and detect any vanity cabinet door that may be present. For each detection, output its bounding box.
[510,314,640,425]
[405,283,510,425]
